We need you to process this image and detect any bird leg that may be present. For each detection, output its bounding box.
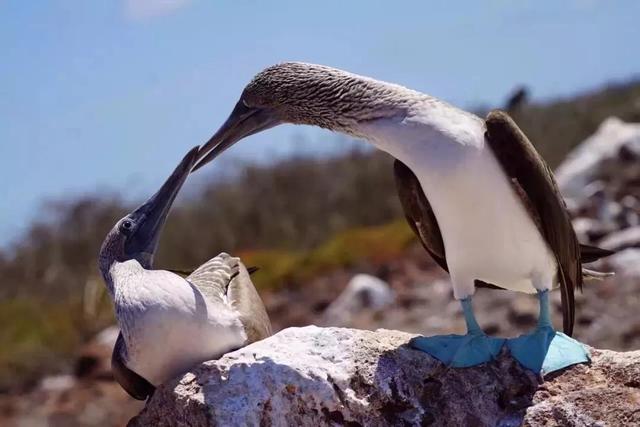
[507,290,589,374]
[410,297,505,367]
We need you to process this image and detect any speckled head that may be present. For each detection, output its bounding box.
[194,62,426,171]
[98,146,199,281]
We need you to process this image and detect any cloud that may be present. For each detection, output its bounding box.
[124,0,192,21]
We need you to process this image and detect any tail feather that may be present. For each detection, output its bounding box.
[579,243,615,281]
[580,244,614,263]
[582,268,615,281]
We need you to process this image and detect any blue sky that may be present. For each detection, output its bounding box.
[1,0,639,247]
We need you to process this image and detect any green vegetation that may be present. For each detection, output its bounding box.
[0,79,639,392]
[241,220,415,290]
[0,299,86,390]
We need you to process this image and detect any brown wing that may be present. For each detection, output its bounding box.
[393,160,503,291]
[226,261,272,342]
[187,253,272,343]
[111,332,155,401]
[485,110,581,335]
[393,159,448,272]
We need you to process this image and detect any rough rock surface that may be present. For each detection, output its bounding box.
[130,326,640,427]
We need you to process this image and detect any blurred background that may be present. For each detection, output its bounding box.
[1,1,640,425]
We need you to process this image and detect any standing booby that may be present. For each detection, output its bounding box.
[193,62,612,374]
[98,146,271,400]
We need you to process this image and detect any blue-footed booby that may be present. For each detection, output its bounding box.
[98,146,271,400]
[193,62,612,374]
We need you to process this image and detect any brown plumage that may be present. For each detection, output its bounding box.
[242,62,426,131]
[485,110,581,334]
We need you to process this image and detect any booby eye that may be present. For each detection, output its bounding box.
[241,98,251,108]
[120,220,134,234]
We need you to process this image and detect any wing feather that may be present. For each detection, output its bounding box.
[485,110,580,335]
[393,160,448,271]
[186,253,271,342]
[111,332,155,401]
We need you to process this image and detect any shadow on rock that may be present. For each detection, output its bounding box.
[371,343,539,426]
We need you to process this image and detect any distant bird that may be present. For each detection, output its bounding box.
[193,62,612,374]
[504,85,529,113]
[98,147,271,400]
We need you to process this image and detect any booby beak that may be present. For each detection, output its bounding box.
[193,100,281,171]
[124,146,199,268]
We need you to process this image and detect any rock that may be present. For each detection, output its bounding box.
[321,274,395,326]
[556,117,640,200]
[1,377,143,427]
[571,217,618,242]
[606,248,640,278]
[555,117,640,253]
[130,326,640,427]
[598,226,640,252]
[38,375,76,393]
[524,351,640,426]
[507,297,539,328]
[74,325,120,379]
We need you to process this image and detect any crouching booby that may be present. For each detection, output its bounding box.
[98,147,271,400]
[192,62,612,374]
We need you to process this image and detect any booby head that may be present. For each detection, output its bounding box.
[99,146,199,278]
[194,62,422,170]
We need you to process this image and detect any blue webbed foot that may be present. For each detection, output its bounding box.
[410,296,505,367]
[508,288,590,375]
[410,332,506,367]
[543,331,590,374]
[507,325,554,372]
[507,326,589,374]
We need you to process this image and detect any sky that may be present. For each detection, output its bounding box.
[1,0,639,247]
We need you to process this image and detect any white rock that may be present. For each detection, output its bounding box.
[572,217,612,241]
[130,326,640,427]
[93,325,120,347]
[555,117,640,199]
[606,248,640,278]
[321,274,395,325]
[598,226,640,252]
[38,374,76,392]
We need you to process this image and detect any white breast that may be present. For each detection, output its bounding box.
[358,104,557,299]
[112,263,247,385]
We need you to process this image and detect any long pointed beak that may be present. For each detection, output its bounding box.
[124,146,199,267]
[192,100,280,172]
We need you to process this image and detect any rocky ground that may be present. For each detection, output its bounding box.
[1,117,639,426]
[131,327,640,427]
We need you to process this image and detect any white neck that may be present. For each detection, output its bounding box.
[353,98,485,172]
